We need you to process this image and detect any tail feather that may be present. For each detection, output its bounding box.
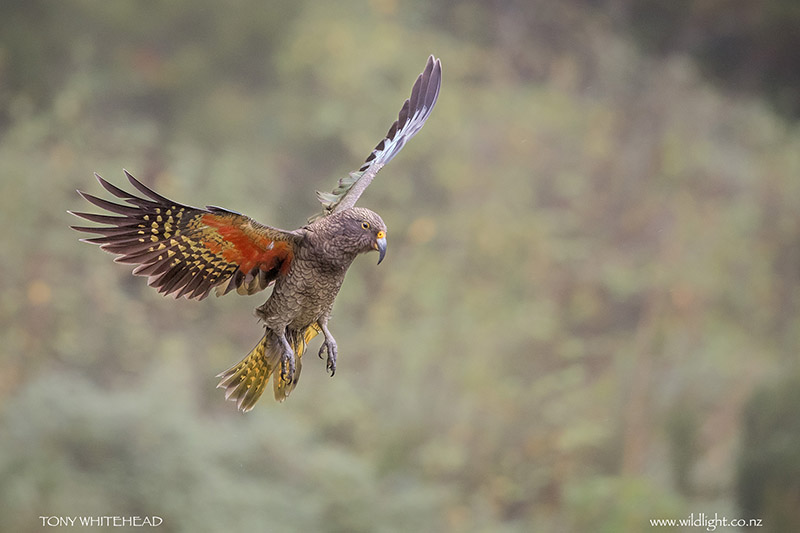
[216,333,275,411]
[216,324,321,411]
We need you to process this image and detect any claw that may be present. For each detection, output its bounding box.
[317,339,337,376]
[277,330,296,383]
[324,341,337,377]
[280,350,295,383]
[281,355,295,383]
[318,323,338,377]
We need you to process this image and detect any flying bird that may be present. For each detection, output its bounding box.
[70,56,442,411]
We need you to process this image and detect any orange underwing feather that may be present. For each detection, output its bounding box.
[70,171,301,300]
[198,213,294,275]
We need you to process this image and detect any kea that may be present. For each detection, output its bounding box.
[70,56,442,411]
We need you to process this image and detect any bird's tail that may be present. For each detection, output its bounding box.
[216,324,321,410]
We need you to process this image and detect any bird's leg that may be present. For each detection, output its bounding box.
[317,320,338,376]
[277,328,296,383]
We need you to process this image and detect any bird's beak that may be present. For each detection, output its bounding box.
[374,231,387,264]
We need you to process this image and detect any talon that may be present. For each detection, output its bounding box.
[325,342,337,377]
[318,323,338,377]
[280,352,295,383]
[276,331,296,383]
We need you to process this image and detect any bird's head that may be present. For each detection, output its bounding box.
[324,207,387,264]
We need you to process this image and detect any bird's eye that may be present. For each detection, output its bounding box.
[361,221,370,230]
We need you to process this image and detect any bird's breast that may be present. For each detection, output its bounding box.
[258,256,348,329]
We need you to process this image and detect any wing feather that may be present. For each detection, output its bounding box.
[311,55,442,220]
[71,171,301,300]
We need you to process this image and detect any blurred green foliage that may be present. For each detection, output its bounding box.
[737,375,800,532]
[1,1,799,532]
[598,0,800,119]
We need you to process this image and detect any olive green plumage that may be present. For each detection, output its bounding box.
[70,56,441,410]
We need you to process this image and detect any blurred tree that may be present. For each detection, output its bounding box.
[737,374,800,532]
[666,398,699,496]
[596,0,800,119]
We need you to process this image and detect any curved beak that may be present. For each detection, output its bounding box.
[374,231,387,264]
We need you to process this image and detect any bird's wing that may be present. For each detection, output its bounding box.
[311,55,442,221]
[70,170,301,300]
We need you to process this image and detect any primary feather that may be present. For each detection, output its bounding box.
[312,55,442,220]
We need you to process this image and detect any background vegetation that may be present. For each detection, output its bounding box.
[1,1,799,531]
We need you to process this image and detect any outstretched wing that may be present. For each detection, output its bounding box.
[312,55,442,221]
[70,170,301,300]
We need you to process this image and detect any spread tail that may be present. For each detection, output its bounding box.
[216,324,320,411]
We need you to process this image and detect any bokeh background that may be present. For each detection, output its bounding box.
[2,1,800,531]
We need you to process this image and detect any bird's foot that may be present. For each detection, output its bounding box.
[277,332,296,383]
[279,351,296,383]
[318,338,338,377]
